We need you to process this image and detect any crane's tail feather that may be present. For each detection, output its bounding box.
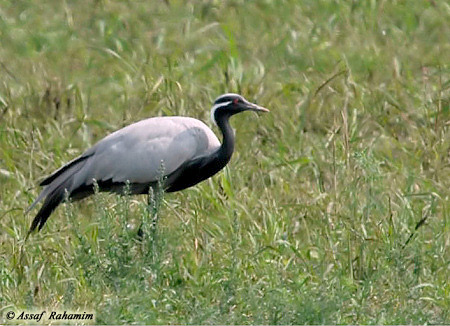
[28,185,66,233]
[27,157,89,233]
[26,186,51,214]
[39,154,92,186]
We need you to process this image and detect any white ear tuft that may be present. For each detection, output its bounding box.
[210,101,232,125]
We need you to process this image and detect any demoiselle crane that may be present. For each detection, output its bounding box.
[27,93,269,233]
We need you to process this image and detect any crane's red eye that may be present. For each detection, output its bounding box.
[233,98,239,104]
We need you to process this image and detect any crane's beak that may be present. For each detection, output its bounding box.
[244,100,270,113]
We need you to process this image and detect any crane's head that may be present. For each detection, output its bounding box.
[211,93,269,125]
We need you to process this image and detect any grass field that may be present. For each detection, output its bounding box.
[0,0,449,324]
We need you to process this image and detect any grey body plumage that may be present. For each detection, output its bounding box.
[27,93,268,233]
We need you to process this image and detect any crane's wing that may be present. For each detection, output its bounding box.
[74,117,220,185]
[28,116,220,232]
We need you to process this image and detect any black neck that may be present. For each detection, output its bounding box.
[215,111,235,166]
[164,110,236,192]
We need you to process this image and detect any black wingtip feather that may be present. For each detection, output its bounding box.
[39,154,91,186]
[28,184,66,233]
